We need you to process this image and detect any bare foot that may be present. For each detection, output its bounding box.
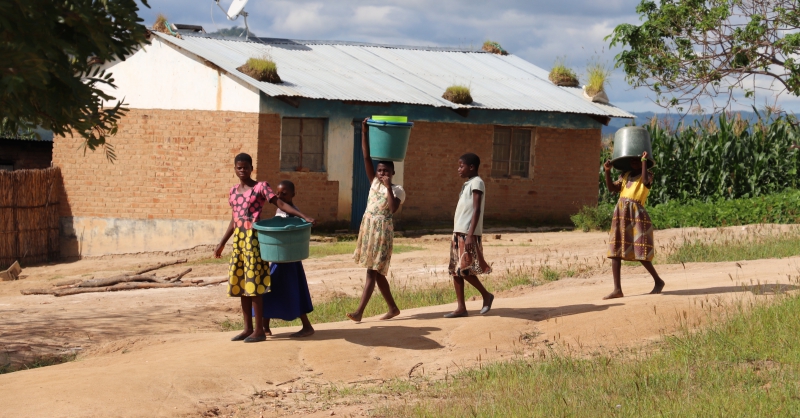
[262,329,273,337]
[290,327,315,338]
[346,312,362,322]
[603,289,624,300]
[650,279,665,294]
[380,307,401,320]
[247,329,267,339]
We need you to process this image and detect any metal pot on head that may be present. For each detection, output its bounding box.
[611,126,655,171]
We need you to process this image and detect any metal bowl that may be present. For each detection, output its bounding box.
[610,126,655,171]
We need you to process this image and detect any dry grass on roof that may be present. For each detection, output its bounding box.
[442,85,473,105]
[237,57,281,84]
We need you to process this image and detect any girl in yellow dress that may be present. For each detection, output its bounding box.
[214,153,315,343]
[602,151,665,299]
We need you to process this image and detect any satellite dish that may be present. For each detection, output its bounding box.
[227,0,248,20]
[214,0,252,38]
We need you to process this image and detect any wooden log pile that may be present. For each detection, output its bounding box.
[20,259,228,297]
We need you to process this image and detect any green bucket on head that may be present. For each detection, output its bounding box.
[372,115,408,123]
[611,126,656,171]
[366,119,414,162]
[252,217,313,263]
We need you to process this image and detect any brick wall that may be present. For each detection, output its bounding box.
[400,121,601,224]
[54,109,338,223]
[0,139,53,170]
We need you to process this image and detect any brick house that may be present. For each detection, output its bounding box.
[54,29,633,257]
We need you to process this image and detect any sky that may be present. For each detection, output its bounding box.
[135,0,800,115]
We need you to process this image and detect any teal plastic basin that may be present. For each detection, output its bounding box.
[252,217,313,263]
[366,119,414,162]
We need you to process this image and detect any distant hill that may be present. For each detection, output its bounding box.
[603,111,764,137]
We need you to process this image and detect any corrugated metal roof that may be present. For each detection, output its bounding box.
[153,33,634,119]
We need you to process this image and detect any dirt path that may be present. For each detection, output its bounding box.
[0,228,798,417]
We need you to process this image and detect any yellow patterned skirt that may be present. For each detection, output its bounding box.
[607,198,655,262]
[228,227,271,297]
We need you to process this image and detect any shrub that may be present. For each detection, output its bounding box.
[549,57,579,87]
[442,85,473,104]
[237,57,281,84]
[482,40,508,55]
[585,62,610,96]
[648,189,800,229]
[570,203,614,232]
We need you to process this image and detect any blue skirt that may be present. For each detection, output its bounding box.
[260,261,314,321]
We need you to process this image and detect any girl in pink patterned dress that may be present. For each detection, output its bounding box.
[214,153,315,343]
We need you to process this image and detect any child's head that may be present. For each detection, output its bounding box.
[458,153,481,178]
[276,180,296,204]
[234,153,253,180]
[376,161,395,180]
[629,157,643,171]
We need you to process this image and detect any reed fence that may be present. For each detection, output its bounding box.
[0,167,61,269]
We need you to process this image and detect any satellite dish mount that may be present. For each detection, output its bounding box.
[214,0,251,38]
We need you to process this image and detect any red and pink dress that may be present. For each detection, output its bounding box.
[227,182,275,297]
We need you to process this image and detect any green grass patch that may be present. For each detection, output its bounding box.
[387,291,800,416]
[585,61,610,96]
[662,228,800,264]
[442,85,473,105]
[238,56,281,83]
[0,353,78,375]
[189,243,423,265]
[548,57,579,87]
[219,265,573,331]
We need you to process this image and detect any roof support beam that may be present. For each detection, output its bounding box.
[588,115,611,126]
[451,108,470,118]
[275,95,300,108]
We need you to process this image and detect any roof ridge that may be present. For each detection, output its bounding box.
[179,32,489,53]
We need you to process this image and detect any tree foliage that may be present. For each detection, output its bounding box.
[0,0,151,161]
[608,0,800,112]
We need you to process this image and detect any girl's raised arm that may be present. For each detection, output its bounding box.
[603,160,621,193]
[361,118,376,183]
[270,197,317,225]
[641,152,652,186]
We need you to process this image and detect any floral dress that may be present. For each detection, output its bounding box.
[353,178,406,276]
[227,182,275,297]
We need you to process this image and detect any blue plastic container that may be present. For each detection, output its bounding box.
[366,119,414,162]
[252,217,313,263]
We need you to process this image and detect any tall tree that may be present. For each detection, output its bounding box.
[0,0,151,160]
[608,0,800,112]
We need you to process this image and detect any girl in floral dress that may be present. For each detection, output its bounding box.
[214,153,315,343]
[346,119,406,322]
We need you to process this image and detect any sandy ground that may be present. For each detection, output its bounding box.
[0,227,799,417]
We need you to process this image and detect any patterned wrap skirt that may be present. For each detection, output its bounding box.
[448,233,493,277]
[228,227,271,297]
[353,213,394,276]
[607,198,655,262]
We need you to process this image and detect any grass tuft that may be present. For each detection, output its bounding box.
[661,227,800,264]
[152,14,180,38]
[585,61,611,96]
[219,263,576,331]
[549,57,579,87]
[237,56,281,84]
[481,40,508,55]
[0,353,78,375]
[442,85,473,105]
[387,290,800,416]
